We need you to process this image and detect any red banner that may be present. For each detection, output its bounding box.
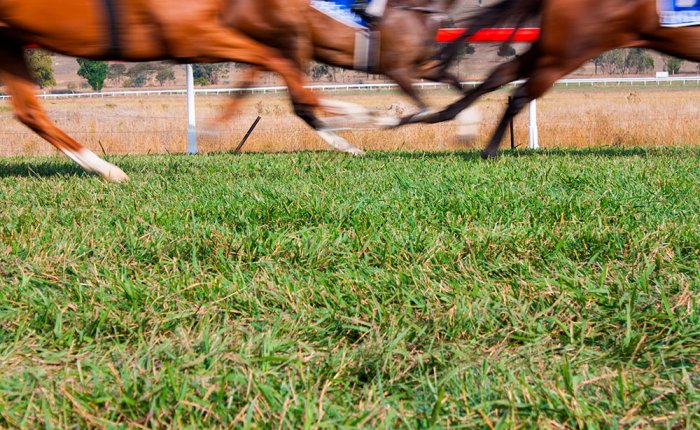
[436,28,540,43]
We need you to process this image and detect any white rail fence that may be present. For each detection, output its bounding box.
[2,74,699,153]
[4,76,699,100]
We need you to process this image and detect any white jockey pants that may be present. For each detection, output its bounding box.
[366,0,388,17]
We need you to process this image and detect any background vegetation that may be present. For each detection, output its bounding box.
[25,49,56,89]
[3,86,700,158]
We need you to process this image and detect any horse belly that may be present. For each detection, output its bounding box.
[0,0,105,55]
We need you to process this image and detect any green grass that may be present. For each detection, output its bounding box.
[0,147,698,429]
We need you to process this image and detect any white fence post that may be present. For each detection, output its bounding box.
[528,100,539,150]
[186,64,197,155]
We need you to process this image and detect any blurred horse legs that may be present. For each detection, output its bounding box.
[210,67,260,126]
[184,27,364,155]
[483,54,589,159]
[0,41,128,182]
[384,69,428,111]
[167,23,322,123]
[400,47,537,126]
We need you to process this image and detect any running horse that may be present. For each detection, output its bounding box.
[219,0,463,124]
[0,0,365,181]
[402,0,700,158]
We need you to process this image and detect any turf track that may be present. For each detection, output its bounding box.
[1,147,699,428]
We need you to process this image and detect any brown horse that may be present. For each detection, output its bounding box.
[403,0,700,158]
[295,0,460,109]
[211,0,462,130]
[0,0,364,181]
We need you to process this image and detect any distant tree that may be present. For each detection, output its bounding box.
[452,43,477,77]
[663,56,683,75]
[624,48,654,74]
[192,64,229,86]
[76,58,108,91]
[464,42,476,55]
[107,63,128,85]
[592,54,608,75]
[497,43,516,58]
[25,49,56,89]
[126,73,148,88]
[121,63,172,87]
[309,63,331,81]
[156,68,176,86]
[594,49,653,75]
[593,50,624,74]
[127,63,156,78]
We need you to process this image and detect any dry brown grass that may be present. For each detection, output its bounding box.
[2,86,700,157]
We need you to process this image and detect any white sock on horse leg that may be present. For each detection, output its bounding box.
[317,130,365,155]
[61,148,129,182]
[320,98,372,117]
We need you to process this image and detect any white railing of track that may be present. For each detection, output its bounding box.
[4,76,699,100]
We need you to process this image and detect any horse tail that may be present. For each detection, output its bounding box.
[433,0,544,73]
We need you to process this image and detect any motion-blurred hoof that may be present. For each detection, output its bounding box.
[102,166,130,183]
[317,129,365,155]
[481,150,497,160]
[375,115,401,129]
[63,148,130,183]
[348,147,366,156]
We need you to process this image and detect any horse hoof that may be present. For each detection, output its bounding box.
[375,116,401,129]
[102,165,130,183]
[481,151,497,160]
[347,147,366,156]
[63,148,130,182]
[316,129,365,155]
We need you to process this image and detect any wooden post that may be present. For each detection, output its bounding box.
[234,116,262,153]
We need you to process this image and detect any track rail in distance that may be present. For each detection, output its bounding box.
[5,76,698,100]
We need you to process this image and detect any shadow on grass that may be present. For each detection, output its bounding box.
[1,147,697,180]
[0,160,89,179]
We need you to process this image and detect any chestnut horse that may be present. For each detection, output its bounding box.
[403,0,700,158]
[220,0,462,122]
[0,0,366,181]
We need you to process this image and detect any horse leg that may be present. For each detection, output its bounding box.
[209,66,261,127]
[437,71,464,93]
[0,43,128,181]
[418,65,463,94]
[189,28,363,155]
[482,56,587,159]
[379,68,436,126]
[400,47,537,126]
[384,69,428,111]
[180,27,320,120]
